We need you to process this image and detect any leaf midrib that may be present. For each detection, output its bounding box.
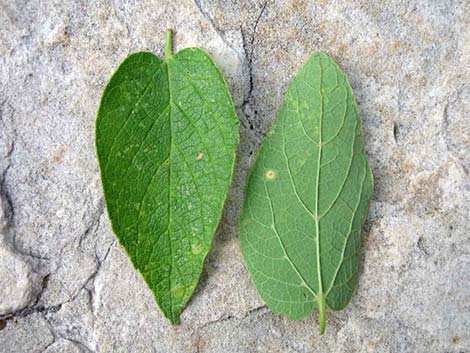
[314,59,325,308]
[275,56,366,312]
[165,58,175,323]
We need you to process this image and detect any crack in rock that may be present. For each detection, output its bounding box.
[241,1,268,109]
[76,239,115,305]
[442,86,469,175]
[192,305,267,353]
[192,0,268,122]
[193,0,238,56]
[240,2,268,137]
[0,239,115,325]
[78,197,105,249]
[197,304,267,331]
[0,274,58,320]
[0,101,49,262]
[43,312,95,353]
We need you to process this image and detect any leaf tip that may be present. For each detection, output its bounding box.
[169,314,181,326]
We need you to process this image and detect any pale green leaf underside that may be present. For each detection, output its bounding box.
[239,52,373,332]
[96,49,239,324]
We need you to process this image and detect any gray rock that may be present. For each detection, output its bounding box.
[43,339,85,353]
[0,0,469,352]
[0,246,32,316]
[0,313,54,353]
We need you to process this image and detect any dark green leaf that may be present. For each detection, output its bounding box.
[96,31,239,324]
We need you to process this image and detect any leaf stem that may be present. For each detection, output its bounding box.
[165,29,173,60]
[318,293,326,335]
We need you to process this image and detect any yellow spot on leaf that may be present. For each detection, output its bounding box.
[265,169,276,180]
[171,286,186,299]
[191,243,203,255]
[196,152,204,160]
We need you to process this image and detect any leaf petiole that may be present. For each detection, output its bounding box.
[165,29,172,60]
[317,292,326,335]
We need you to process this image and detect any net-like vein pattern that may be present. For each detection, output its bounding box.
[96,50,239,324]
[240,52,373,319]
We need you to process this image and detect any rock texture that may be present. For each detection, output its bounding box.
[0,0,469,352]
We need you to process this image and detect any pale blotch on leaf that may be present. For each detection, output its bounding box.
[171,286,186,299]
[191,243,203,255]
[196,152,204,160]
[265,169,276,180]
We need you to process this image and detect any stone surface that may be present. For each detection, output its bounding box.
[0,0,469,352]
[0,313,54,353]
[0,246,33,316]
